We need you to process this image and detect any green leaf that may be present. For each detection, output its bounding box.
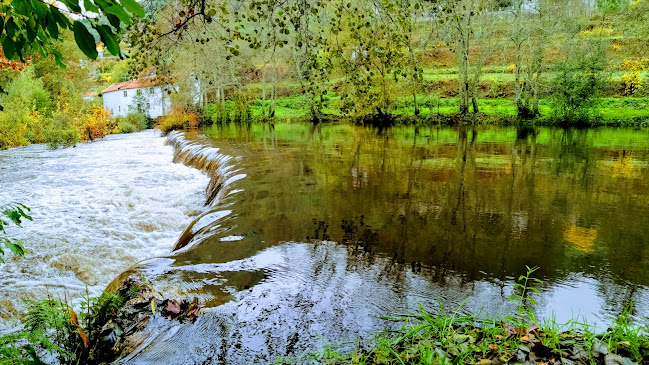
[120,0,144,18]
[5,240,25,256]
[25,23,38,42]
[61,0,82,13]
[73,21,98,59]
[83,0,100,13]
[106,13,121,29]
[46,13,59,39]
[51,7,71,28]
[5,18,16,39]
[96,24,119,55]
[52,49,66,68]
[102,3,132,24]
[0,36,15,59]
[31,0,48,18]
[0,17,5,35]
[3,209,23,226]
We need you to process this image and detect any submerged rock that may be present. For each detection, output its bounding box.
[87,274,202,364]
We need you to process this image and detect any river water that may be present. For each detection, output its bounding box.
[2,124,649,363]
[120,124,649,364]
[0,130,208,331]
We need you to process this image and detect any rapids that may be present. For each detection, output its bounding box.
[0,130,208,331]
[5,125,649,364]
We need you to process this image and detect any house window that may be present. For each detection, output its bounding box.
[123,90,128,97]
[118,106,121,112]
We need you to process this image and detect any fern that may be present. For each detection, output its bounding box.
[0,203,32,263]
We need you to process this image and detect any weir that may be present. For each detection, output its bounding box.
[0,131,209,330]
[109,125,649,363]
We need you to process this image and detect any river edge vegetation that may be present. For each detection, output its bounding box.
[292,267,649,365]
[129,0,649,129]
[1,267,648,364]
[5,0,649,150]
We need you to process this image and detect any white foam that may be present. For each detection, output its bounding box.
[0,130,209,330]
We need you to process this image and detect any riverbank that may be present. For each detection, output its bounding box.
[295,269,649,364]
[4,268,647,364]
[197,96,649,128]
[301,305,647,365]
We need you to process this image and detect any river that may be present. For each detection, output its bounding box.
[0,130,208,331]
[2,124,649,363]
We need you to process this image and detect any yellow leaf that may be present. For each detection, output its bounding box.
[67,309,90,348]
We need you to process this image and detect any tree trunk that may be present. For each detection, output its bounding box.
[457,32,471,115]
[261,71,267,119]
[269,77,276,118]
[412,91,419,116]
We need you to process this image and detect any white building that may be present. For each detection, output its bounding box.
[101,79,170,118]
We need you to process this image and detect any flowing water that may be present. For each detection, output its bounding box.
[117,124,649,364]
[3,124,649,363]
[0,130,208,331]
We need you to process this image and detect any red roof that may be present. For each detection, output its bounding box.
[101,78,160,94]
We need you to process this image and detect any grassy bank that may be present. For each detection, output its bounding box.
[287,268,649,365]
[196,95,649,128]
[298,305,648,365]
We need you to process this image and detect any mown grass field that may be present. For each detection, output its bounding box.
[238,95,649,125]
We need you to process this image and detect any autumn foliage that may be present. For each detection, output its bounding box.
[0,49,30,72]
[155,109,199,134]
[77,105,113,141]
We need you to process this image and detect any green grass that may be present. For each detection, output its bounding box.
[283,269,649,365]
[289,305,649,365]
[234,95,649,125]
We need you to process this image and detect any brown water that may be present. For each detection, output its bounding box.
[121,124,649,364]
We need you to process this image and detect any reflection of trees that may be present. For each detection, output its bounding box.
[187,123,649,288]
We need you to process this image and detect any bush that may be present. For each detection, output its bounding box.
[156,110,199,134]
[202,96,255,124]
[0,67,52,148]
[550,41,607,123]
[113,112,148,134]
[44,114,80,149]
[77,105,113,141]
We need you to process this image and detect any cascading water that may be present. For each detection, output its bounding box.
[0,130,209,331]
[5,125,649,364]
[110,125,649,364]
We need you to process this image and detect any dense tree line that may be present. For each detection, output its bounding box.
[123,0,643,124]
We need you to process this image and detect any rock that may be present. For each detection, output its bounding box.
[515,349,527,362]
[604,354,637,365]
[572,344,589,360]
[593,341,609,357]
[560,357,575,365]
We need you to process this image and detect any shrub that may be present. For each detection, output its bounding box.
[44,114,80,148]
[0,67,52,148]
[622,71,643,95]
[113,112,148,134]
[156,110,199,134]
[550,41,607,123]
[77,105,113,141]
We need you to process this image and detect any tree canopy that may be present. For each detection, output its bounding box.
[0,0,144,64]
